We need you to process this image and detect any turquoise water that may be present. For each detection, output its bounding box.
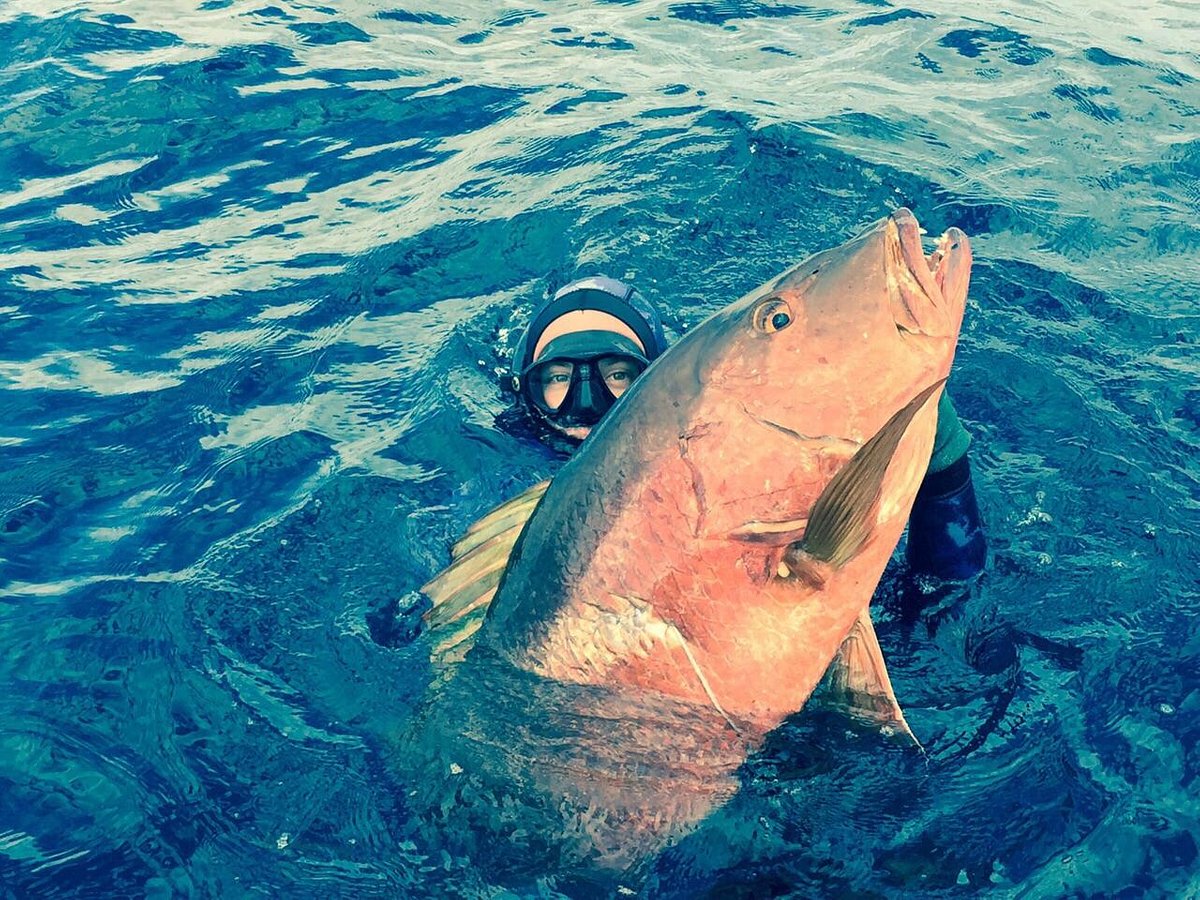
[1,0,1198,895]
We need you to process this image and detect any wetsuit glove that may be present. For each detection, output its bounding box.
[905,453,987,581]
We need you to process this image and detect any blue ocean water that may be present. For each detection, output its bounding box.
[1,0,1198,895]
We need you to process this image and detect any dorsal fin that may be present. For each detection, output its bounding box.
[798,379,945,567]
[420,480,549,665]
[450,479,549,559]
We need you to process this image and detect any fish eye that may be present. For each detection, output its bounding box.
[752,297,793,334]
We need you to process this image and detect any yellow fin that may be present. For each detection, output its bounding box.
[822,609,920,748]
[423,560,505,629]
[420,480,549,662]
[451,480,548,560]
[429,597,491,666]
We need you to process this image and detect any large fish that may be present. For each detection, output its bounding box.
[401,208,972,888]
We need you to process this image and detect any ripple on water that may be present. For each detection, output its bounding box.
[2,0,1200,895]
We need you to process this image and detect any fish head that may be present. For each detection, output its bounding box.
[687,207,970,441]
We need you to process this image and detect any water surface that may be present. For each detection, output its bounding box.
[1,0,1198,895]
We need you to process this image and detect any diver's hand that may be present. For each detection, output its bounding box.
[905,455,987,582]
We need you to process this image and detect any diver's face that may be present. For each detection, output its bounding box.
[537,356,641,411]
[523,308,653,443]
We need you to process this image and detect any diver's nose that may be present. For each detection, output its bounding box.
[575,363,595,411]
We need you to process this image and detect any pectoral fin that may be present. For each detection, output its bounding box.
[798,379,946,568]
[419,480,549,664]
[823,609,919,747]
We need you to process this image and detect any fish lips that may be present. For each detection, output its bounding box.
[886,208,971,337]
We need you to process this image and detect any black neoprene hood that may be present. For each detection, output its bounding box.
[511,276,668,384]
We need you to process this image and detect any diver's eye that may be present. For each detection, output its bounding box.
[752,297,794,333]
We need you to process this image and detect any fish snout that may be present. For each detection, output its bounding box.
[886,208,971,337]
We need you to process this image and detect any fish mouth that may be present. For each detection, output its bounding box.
[886,208,971,335]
